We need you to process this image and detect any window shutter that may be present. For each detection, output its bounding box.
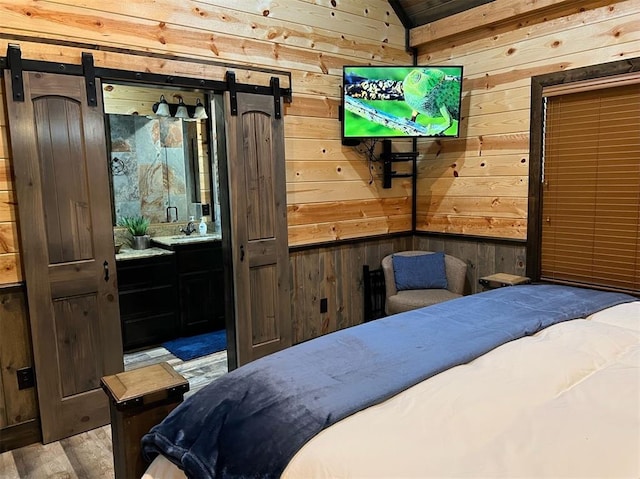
[541,83,640,294]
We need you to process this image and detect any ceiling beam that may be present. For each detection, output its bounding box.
[409,0,579,47]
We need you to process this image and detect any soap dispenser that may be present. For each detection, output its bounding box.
[198,217,207,236]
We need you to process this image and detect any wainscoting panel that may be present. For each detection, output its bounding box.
[289,235,413,344]
[413,234,527,294]
[289,234,527,345]
[0,286,39,452]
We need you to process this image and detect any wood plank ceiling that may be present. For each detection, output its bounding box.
[390,0,495,28]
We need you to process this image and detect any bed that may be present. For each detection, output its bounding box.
[141,284,639,478]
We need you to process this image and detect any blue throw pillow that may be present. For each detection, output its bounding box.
[393,252,448,291]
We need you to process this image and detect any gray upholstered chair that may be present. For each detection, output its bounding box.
[381,251,467,315]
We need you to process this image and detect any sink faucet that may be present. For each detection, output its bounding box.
[179,221,197,236]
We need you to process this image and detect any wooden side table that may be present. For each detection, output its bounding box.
[479,273,531,290]
[101,362,189,479]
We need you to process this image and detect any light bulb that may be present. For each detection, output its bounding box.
[193,98,208,120]
[175,98,190,119]
[154,95,171,117]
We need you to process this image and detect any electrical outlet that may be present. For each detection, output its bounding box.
[16,367,35,390]
[202,203,211,216]
[320,298,328,313]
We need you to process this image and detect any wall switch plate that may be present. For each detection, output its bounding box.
[320,298,328,313]
[16,367,35,390]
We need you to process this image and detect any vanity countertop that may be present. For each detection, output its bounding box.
[115,246,175,262]
[151,232,222,247]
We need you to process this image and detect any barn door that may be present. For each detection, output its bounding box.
[224,91,291,366]
[4,71,123,443]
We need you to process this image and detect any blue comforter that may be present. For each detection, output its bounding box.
[141,284,634,478]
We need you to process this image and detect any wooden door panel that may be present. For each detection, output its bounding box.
[250,265,278,345]
[53,295,102,397]
[27,73,85,98]
[226,92,290,365]
[34,96,93,263]
[49,261,98,298]
[247,239,277,267]
[69,199,93,259]
[4,71,123,443]
[243,113,275,240]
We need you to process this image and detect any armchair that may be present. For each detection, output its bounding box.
[382,251,467,315]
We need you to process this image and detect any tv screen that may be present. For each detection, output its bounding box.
[342,65,463,139]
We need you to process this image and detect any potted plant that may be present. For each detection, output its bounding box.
[118,215,151,250]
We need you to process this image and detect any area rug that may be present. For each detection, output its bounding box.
[162,330,227,361]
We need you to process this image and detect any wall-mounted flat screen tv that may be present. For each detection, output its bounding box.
[342,65,463,139]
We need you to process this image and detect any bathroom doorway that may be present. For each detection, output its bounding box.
[103,82,230,393]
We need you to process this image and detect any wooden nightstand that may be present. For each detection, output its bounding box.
[479,273,531,290]
[101,362,189,479]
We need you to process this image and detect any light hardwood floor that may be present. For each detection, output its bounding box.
[124,345,229,394]
[0,348,228,478]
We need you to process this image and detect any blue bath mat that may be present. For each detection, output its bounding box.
[162,330,227,361]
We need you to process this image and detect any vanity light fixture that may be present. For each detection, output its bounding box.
[150,94,207,120]
[174,97,190,119]
[193,98,208,120]
[153,95,171,117]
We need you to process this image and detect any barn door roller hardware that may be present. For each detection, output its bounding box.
[2,44,293,109]
[271,77,281,119]
[82,52,97,107]
[5,45,97,106]
[226,71,284,118]
[7,44,24,102]
[226,71,238,116]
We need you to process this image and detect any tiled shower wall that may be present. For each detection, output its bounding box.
[109,115,195,224]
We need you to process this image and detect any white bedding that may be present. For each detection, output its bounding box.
[144,301,640,478]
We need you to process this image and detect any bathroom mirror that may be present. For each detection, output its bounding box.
[103,83,213,225]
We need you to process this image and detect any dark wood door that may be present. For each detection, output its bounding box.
[175,242,225,337]
[117,255,178,351]
[224,92,291,366]
[4,71,123,443]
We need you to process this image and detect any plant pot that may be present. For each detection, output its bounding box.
[131,234,151,250]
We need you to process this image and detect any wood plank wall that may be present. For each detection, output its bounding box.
[413,234,526,293]
[0,82,21,285]
[412,0,640,240]
[290,235,414,343]
[290,233,526,344]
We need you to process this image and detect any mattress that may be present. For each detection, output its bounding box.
[143,301,640,478]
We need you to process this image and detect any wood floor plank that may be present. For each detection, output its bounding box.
[125,346,228,396]
[59,426,113,479]
[173,351,228,396]
[12,440,78,478]
[123,346,176,370]
[0,450,20,479]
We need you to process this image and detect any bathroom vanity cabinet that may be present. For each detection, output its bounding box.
[116,238,225,351]
[173,241,225,337]
[116,252,179,351]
